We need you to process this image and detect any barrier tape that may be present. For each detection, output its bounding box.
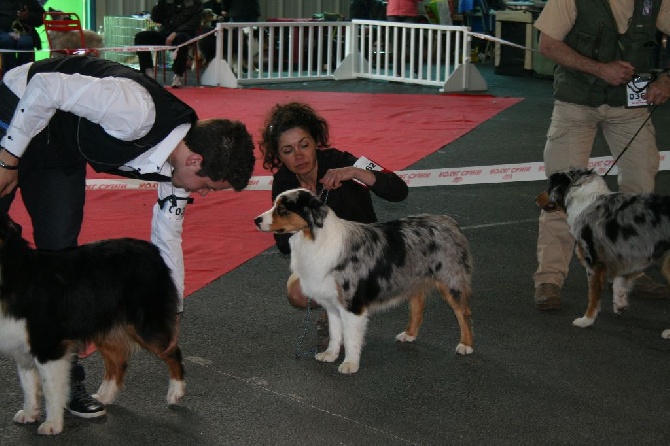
[469,31,532,51]
[1,26,523,56]
[82,151,670,191]
[0,28,216,54]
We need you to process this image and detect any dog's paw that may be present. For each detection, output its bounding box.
[167,379,185,405]
[613,294,629,314]
[662,329,670,339]
[395,331,416,343]
[13,409,39,424]
[455,343,473,355]
[37,419,63,435]
[337,361,360,374]
[93,380,119,405]
[572,316,594,328]
[315,350,338,363]
[613,302,628,314]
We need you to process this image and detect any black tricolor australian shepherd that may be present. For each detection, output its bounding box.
[255,188,474,374]
[0,214,184,435]
[537,167,670,337]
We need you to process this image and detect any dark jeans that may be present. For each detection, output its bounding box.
[0,31,35,73]
[134,29,194,76]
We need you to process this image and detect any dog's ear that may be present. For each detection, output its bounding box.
[302,192,328,230]
[535,191,550,209]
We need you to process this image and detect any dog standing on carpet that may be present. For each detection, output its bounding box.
[0,214,185,435]
[255,188,474,374]
[537,167,670,337]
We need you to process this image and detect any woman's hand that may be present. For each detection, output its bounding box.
[320,166,376,190]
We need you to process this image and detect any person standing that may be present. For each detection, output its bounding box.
[386,0,423,75]
[532,0,670,311]
[0,0,44,74]
[386,0,422,23]
[221,0,260,22]
[0,55,255,418]
[135,0,203,88]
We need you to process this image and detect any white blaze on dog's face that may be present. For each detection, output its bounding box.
[254,188,327,239]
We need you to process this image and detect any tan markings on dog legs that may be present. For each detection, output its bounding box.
[94,328,133,404]
[435,281,474,355]
[128,323,185,401]
[162,347,185,404]
[573,265,606,328]
[660,255,670,285]
[395,289,426,342]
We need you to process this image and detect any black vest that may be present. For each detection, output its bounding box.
[27,56,197,175]
[554,0,661,107]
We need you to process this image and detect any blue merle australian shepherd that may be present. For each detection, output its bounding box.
[255,188,474,374]
[0,213,184,435]
[537,167,670,338]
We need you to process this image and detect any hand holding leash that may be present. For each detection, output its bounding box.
[645,74,670,105]
[320,166,376,190]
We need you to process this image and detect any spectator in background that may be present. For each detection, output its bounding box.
[0,0,44,74]
[386,0,422,75]
[134,0,203,88]
[202,0,223,17]
[386,0,421,23]
[221,0,260,22]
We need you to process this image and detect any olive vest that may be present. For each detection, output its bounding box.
[554,0,661,107]
[27,57,197,176]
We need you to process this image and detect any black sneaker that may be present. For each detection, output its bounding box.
[68,380,106,418]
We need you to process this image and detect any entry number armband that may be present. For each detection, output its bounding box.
[626,75,652,108]
[352,155,388,187]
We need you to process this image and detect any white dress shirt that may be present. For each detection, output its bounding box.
[1,63,190,310]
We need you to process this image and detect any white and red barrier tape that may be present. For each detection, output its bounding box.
[83,151,670,191]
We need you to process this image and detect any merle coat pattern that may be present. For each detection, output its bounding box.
[539,168,670,335]
[255,188,474,374]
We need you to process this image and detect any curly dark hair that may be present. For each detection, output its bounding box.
[184,118,256,191]
[258,102,330,171]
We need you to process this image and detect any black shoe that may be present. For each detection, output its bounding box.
[68,380,106,418]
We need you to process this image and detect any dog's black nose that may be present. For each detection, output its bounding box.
[254,216,262,228]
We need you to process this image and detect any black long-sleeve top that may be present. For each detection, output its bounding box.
[271,148,409,254]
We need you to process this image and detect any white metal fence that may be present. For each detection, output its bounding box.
[201,19,487,92]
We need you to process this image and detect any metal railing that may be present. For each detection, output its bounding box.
[201,19,487,92]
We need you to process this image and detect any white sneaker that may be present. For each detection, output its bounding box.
[171,74,182,88]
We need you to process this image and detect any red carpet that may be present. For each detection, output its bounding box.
[9,88,521,296]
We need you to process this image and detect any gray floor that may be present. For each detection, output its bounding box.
[1,61,670,445]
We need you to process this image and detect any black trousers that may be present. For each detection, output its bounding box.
[134,29,194,76]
